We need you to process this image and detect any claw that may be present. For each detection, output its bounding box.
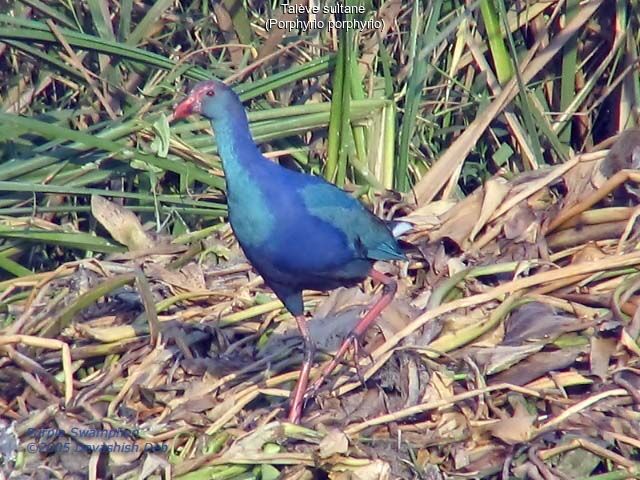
[301,270,397,405]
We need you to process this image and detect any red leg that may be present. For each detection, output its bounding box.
[287,315,315,424]
[305,269,397,399]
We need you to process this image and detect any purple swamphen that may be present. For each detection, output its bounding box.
[172,80,407,423]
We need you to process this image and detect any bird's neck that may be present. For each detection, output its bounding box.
[211,112,262,175]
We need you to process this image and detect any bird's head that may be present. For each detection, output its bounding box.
[172,80,238,122]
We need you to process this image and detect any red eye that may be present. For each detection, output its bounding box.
[206,90,215,97]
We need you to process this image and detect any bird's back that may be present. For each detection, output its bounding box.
[225,154,404,291]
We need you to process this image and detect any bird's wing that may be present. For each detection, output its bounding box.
[300,180,406,262]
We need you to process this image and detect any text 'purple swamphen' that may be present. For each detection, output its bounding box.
[172,80,407,424]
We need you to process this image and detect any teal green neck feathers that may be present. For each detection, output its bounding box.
[211,114,257,174]
[208,113,275,248]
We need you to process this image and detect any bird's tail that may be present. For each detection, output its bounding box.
[385,220,413,238]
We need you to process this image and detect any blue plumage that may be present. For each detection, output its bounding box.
[174,80,406,316]
[173,80,407,423]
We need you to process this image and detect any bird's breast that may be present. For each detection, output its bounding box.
[225,175,275,249]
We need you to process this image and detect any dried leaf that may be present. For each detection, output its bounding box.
[423,371,455,403]
[329,460,390,480]
[561,157,601,211]
[590,337,616,379]
[488,402,535,445]
[318,429,348,458]
[620,328,640,357]
[340,388,386,421]
[490,347,582,385]
[471,344,544,376]
[223,423,284,458]
[504,302,585,345]
[430,189,483,246]
[91,195,154,251]
[145,263,206,293]
[469,178,510,241]
[377,298,416,341]
[502,203,538,241]
[140,454,170,479]
[404,199,456,219]
[599,130,640,177]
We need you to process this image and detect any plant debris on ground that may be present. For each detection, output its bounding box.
[1,1,640,479]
